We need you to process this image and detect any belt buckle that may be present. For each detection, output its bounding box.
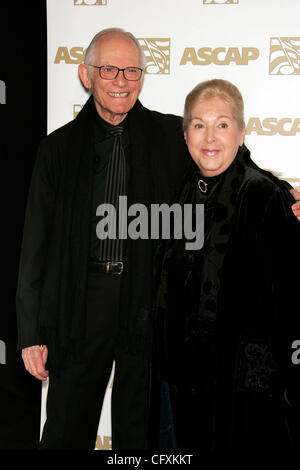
[106,261,123,275]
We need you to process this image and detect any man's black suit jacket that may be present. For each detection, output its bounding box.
[16,96,189,369]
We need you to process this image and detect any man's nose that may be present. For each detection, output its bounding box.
[113,69,127,86]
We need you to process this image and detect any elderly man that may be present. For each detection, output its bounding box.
[16,28,188,450]
[16,28,300,451]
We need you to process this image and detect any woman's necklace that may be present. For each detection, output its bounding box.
[198,179,208,193]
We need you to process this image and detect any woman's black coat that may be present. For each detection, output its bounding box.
[156,147,300,449]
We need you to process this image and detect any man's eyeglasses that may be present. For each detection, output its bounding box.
[88,65,144,81]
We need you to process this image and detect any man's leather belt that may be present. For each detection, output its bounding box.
[88,260,124,275]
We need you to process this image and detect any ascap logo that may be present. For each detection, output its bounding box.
[54,47,86,64]
[55,39,171,72]
[180,47,259,66]
[246,117,300,136]
[138,38,170,74]
[55,39,170,72]
[0,340,6,365]
[269,38,300,75]
[203,0,238,4]
[0,80,6,104]
[74,0,107,5]
[73,104,83,119]
[95,435,112,450]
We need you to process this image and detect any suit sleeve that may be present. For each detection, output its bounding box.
[16,140,56,349]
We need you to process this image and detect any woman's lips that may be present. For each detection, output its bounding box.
[201,149,220,157]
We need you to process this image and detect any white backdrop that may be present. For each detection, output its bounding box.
[44,0,300,449]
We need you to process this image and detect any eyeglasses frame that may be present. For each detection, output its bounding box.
[88,64,144,81]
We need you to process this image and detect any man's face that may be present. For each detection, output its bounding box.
[80,33,144,125]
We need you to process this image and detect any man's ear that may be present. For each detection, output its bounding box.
[78,63,92,90]
[138,74,144,94]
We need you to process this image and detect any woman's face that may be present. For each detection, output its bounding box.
[184,96,245,177]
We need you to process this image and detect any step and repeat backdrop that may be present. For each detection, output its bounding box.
[44,0,300,449]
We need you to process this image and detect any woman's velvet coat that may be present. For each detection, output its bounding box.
[156,147,300,449]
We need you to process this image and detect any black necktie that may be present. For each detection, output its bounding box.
[99,126,127,262]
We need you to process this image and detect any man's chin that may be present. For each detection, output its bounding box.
[98,108,129,125]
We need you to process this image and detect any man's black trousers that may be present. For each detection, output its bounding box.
[39,271,151,450]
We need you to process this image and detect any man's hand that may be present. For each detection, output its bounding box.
[22,345,49,381]
[290,189,300,221]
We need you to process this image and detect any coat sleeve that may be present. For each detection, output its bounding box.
[16,139,57,349]
[262,186,300,442]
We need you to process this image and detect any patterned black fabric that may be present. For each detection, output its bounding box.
[98,126,127,262]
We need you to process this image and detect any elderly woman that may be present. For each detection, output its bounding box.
[155,79,300,450]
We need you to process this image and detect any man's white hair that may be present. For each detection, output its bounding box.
[84,27,146,76]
